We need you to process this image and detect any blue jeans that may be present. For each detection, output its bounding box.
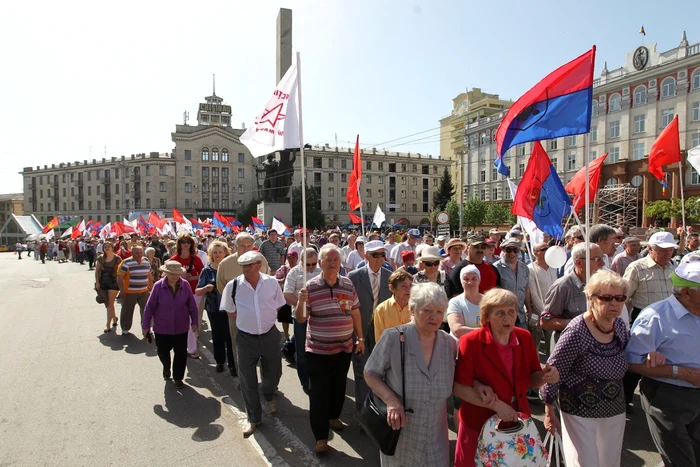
[293,318,309,393]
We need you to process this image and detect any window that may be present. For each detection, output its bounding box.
[184,199,192,209]
[365,174,372,183]
[87,172,91,181]
[124,183,129,193]
[609,120,620,138]
[401,177,406,185]
[589,150,597,162]
[328,173,334,182]
[202,148,209,161]
[492,187,498,200]
[518,163,525,177]
[202,167,209,178]
[222,183,228,193]
[341,187,346,197]
[185,166,191,176]
[238,184,245,194]
[480,132,488,145]
[549,139,558,150]
[328,201,335,210]
[567,135,577,146]
[606,178,618,187]
[146,182,151,192]
[366,202,372,211]
[238,153,245,163]
[661,108,675,128]
[378,162,384,171]
[114,185,119,195]
[62,174,66,183]
[634,114,646,133]
[609,93,622,112]
[222,168,228,179]
[366,161,372,170]
[590,125,598,142]
[328,159,334,169]
[401,164,407,172]
[516,145,526,156]
[609,146,620,163]
[378,189,384,198]
[433,178,438,187]
[567,153,576,170]
[480,189,486,201]
[412,190,417,199]
[341,159,347,169]
[412,177,417,186]
[412,204,417,212]
[633,85,647,106]
[693,132,700,148]
[480,170,486,182]
[633,142,645,160]
[209,148,218,162]
[341,173,347,182]
[552,157,558,171]
[145,166,150,176]
[341,201,347,211]
[159,166,166,176]
[87,186,91,196]
[366,189,372,198]
[160,199,166,209]
[591,100,599,118]
[377,175,383,184]
[661,77,676,98]
[238,168,245,178]
[492,167,498,180]
[221,149,229,162]
[692,102,700,121]
[328,187,334,197]
[113,170,117,180]
[159,182,166,192]
[185,183,192,193]
[693,69,700,91]
[692,167,700,185]
[184,150,191,160]
[313,158,322,169]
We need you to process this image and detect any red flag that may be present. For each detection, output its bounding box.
[43,216,59,234]
[565,153,608,211]
[348,212,362,224]
[71,220,85,239]
[172,208,186,224]
[648,115,681,182]
[148,212,166,229]
[346,135,362,210]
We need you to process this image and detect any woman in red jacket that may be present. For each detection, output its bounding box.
[453,288,560,467]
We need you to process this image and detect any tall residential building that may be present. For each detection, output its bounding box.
[443,33,700,227]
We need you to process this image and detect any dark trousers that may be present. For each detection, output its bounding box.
[86,250,95,269]
[120,292,150,332]
[40,251,46,263]
[352,348,370,412]
[624,307,645,404]
[307,351,352,441]
[155,332,188,381]
[293,318,309,392]
[641,377,700,466]
[208,311,235,370]
[17,250,22,259]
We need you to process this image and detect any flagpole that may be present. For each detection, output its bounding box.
[584,133,591,284]
[357,186,366,238]
[296,52,309,298]
[560,196,579,244]
[678,161,687,233]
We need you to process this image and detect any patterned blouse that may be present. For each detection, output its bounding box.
[542,314,629,418]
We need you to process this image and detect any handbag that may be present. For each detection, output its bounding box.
[355,328,412,456]
[543,430,565,467]
[475,413,548,467]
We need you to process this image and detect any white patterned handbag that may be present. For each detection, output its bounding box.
[475,413,548,467]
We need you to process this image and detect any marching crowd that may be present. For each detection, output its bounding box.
[30,223,700,466]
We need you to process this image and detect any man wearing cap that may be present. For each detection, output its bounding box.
[220,251,286,436]
[626,262,700,467]
[398,250,418,275]
[445,236,500,298]
[610,236,641,276]
[348,240,392,411]
[436,235,446,252]
[389,228,420,270]
[493,238,531,329]
[440,238,467,277]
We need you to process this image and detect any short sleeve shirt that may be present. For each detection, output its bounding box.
[118,258,150,293]
[259,239,284,273]
[305,274,360,355]
[220,273,286,335]
[283,265,322,296]
[446,295,481,337]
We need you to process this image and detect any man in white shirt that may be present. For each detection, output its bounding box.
[78,239,86,265]
[341,234,357,268]
[389,228,421,269]
[220,251,286,436]
[287,229,306,258]
[345,237,366,271]
[528,242,559,357]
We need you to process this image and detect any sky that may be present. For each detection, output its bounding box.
[0,0,696,193]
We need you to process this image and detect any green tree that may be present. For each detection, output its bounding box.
[432,167,455,210]
[236,197,260,227]
[292,185,326,229]
[484,203,515,226]
[644,199,677,223]
[462,197,487,230]
[684,196,700,222]
[445,199,460,233]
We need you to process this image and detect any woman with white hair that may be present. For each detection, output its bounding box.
[364,282,456,466]
[145,246,162,283]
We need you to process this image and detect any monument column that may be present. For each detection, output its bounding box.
[276,9,293,83]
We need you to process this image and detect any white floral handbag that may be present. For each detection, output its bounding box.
[475,413,548,467]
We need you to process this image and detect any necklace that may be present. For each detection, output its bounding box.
[590,313,614,335]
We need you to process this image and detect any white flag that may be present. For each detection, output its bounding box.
[75,220,86,233]
[507,180,544,245]
[61,227,72,238]
[372,204,386,228]
[689,145,700,175]
[240,56,300,158]
[99,222,111,238]
[271,217,288,235]
[43,230,55,241]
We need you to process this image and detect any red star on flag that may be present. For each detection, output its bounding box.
[257,103,286,128]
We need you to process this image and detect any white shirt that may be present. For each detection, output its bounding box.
[79,241,86,252]
[288,241,304,259]
[384,243,396,261]
[527,262,559,317]
[220,273,285,335]
[197,249,210,267]
[283,264,322,295]
[346,250,364,270]
[96,243,104,254]
[341,245,353,266]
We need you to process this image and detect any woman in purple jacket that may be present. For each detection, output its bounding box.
[142,261,198,388]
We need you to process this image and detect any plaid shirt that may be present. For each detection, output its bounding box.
[623,256,674,310]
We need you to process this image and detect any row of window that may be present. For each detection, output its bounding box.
[199,167,245,178]
[311,158,440,174]
[31,165,171,186]
[195,148,245,163]
[184,183,243,194]
[34,196,249,214]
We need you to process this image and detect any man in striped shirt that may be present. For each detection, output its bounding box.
[117,246,151,335]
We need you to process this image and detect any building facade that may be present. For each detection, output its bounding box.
[441,33,700,227]
[0,193,24,224]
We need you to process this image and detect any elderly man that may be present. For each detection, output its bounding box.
[541,243,605,340]
[341,233,356,268]
[220,251,286,436]
[488,228,502,256]
[493,237,531,329]
[446,236,500,297]
[283,247,322,394]
[117,245,151,336]
[610,236,641,276]
[440,238,467,277]
[626,262,700,467]
[259,230,284,274]
[389,228,421,269]
[217,233,270,376]
[436,235,446,251]
[676,231,700,262]
[528,241,559,355]
[562,224,616,274]
[383,231,396,262]
[296,244,364,453]
[346,236,366,271]
[348,240,392,411]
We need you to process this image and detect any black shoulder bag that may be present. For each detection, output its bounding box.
[356,328,413,456]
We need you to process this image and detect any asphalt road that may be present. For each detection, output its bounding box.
[0,252,661,466]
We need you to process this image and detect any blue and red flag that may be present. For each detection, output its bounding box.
[251,216,267,231]
[212,211,231,232]
[495,47,596,176]
[511,142,571,238]
[189,218,202,229]
[92,221,103,232]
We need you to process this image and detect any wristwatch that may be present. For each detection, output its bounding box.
[672,365,679,379]
[357,338,365,342]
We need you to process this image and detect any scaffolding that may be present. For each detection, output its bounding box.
[595,183,640,228]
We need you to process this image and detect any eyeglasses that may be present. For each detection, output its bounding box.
[422,261,440,267]
[369,252,386,258]
[305,262,317,267]
[537,247,549,253]
[504,247,520,253]
[574,236,584,241]
[594,294,627,302]
[589,256,603,262]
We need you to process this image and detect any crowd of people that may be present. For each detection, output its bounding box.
[31,222,700,466]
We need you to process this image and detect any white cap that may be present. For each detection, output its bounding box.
[364,240,385,253]
[648,232,678,249]
[436,235,446,241]
[237,251,264,266]
[460,264,481,281]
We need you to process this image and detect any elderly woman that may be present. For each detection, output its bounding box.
[542,270,664,466]
[169,233,205,358]
[142,261,198,389]
[413,246,446,285]
[372,269,413,343]
[195,241,234,375]
[145,247,162,283]
[446,265,482,340]
[364,282,456,466]
[453,288,560,467]
[95,242,122,332]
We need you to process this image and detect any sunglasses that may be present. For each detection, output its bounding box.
[574,236,584,241]
[369,252,386,258]
[594,294,627,302]
[504,247,520,253]
[305,262,317,267]
[537,247,549,253]
[422,261,440,267]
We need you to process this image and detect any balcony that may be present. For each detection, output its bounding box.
[28,183,36,190]
[77,179,84,186]
[53,181,59,188]
[102,178,111,185]
[101,192,111,199]
[28,196,35,203]
[201,176,210,183]
[131,174,141,182]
